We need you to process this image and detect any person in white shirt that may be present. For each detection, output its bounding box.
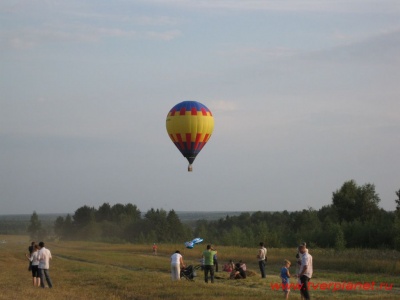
[257,242,267,278]
[25,244,41,287]
[37,241,53,288]
[170,250,185,281]
[298,244,313,300]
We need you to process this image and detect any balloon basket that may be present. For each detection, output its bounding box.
[188,164,193,172]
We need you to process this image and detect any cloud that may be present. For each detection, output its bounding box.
[1,1,183,50]
[0,25,134,49]
[216,47,298,63]
[302,28,400,65]
[0,24,183,50]
[139,0,400,14]
[145,30,181,41]
[210,100,238,112]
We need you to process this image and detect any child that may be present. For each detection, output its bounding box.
[280,259,291,299]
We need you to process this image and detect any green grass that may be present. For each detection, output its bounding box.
[0,235,399,299]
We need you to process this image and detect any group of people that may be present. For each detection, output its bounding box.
[170,243,250,282]
[26,241,53,289]
[170,244,253,282]
[24,239,312,298]
[221,241,264,280]
[223,260,247,279]
[169,241,313,299]
[170,244,218,283]
[279,243,313,300]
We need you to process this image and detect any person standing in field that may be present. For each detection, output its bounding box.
[213,252,218,272]
[296,242,306,292]
[280,259,291,299]
[28,241,35,255]
[257,242,267,278]
[170,250,185,281]
[202,244,217,283]
[298,244,313,300]
[25,244,41,287]
[152,243,158,255]
[28,241,35,271]
[37,241,53,288]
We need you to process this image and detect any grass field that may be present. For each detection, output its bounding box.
[0,235,399,299]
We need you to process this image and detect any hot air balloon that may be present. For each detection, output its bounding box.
[166,101,214,171]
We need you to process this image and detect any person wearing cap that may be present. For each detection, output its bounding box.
[298,244,312,300]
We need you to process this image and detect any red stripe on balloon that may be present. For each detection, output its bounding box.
[199,134,210,150]
[186,133,191,150]
[176,134,185,150]
[194,133,202,150]
[179,107,186,115]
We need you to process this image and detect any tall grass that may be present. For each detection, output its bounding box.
[0,235,399,300]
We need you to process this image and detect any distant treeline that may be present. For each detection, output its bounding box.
[16,180,400,250]
[48,204,192,243]
[0,214,57,235]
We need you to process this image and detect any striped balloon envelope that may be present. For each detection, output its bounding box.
[166,101,214,171]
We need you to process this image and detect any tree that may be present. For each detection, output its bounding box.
[194,220,209,242]
[334,226,346,251]
[27,211,46,241]
[332,180,380,223]
[54,216,65,238]
[395,189,400,212]
[124,203,141,221]
[63,214,74,240]
[73,205,96,229]
[96,203,112,222]
[318,205,338,223]
[392,190,400,250]
[394,214,400,250]
[332,180,358,223]
[166,210,186,242]
[356,183,380,222]
[144,208,169,242]
[111,204,126,222]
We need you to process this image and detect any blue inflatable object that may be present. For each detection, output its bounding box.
[185,241,194,249]
[184,237,204,249]
[192,238,203,244]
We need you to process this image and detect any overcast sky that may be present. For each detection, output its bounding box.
[1,0,399,215]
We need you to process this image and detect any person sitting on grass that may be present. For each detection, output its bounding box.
[230,261,246,279]
[238,260,246,271]
[223,259,235,272]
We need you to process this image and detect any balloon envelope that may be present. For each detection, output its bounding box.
[192,238,203,244]
[166,101,214,171]
[185,241,194,249]
[184,237,203,249]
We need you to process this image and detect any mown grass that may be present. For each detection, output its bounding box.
[0,235,399,300]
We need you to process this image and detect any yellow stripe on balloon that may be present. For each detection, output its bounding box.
[166,114,214,142]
